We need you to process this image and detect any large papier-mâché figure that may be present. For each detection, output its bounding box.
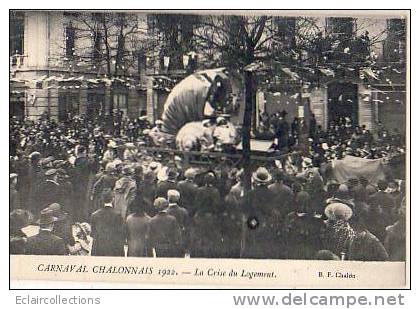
[161,68,234,136]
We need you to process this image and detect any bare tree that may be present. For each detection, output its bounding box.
[193,14,275,195]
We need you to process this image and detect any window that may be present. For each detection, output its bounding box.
[58,90,80,121]
[274,17,296,48]
[112,93,128,117]
[383,19,406,62]
[326,17,354,38]
[65,23,76,58]
[87,91,105,118]
[376,90,406,135]
[10,11,24,56]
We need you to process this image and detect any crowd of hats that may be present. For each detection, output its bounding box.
[9,110,406,260]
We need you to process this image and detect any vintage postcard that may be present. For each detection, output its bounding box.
[9,9,409,288]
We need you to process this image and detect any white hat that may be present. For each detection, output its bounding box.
[202,119,212,127]
[149,161,159,170]
[184,168,197,179]
[216,116,226,125]
[325,202,353,221]
[108,140,117,148]
[302,157,313,168]
[167,189,180,202]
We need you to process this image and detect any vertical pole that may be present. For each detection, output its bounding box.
[240,69,254,258]
[298,80,309,155]
[146,76,156,123]
[242,69,253,194]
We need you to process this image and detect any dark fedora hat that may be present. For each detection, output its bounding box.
[36,208,58,226]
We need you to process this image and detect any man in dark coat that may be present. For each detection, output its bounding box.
[190,208,224,258]
[268,169,294,218]
[166,190,189,253]
[137,170,157,216]
[193,172,221,216]
[176,168,199,212]
[148,197,183,257]
[25,209,66,256]
[368,180,397,228]
[72,145,92,221]
[36,169,63,217]
[347,204,389,261]
[275,110,289,150]
[283,190,324,260]
[46,203,75,251]
[155,167,179,198]
[90,163,118,215]
[10,209,30,255]
[90,191,125,257]
[384,198,406,261]
[166,190,189,227]
[219,207,243,258]
[26,152,44,214]
[242,167,281,259]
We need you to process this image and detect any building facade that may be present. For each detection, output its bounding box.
[10,11,151,122]
[10,12,407,136]
[259,16,407,135]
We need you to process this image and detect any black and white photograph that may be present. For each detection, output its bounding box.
[9,9,409,287]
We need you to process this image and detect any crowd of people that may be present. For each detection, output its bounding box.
[258,111,404,173]
[9,112,406,261]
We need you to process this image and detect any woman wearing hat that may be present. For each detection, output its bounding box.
[71,222,93,256]
[113,165,137,219]
[322,199,355,259]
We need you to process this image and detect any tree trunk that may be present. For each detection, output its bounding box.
[101,17,111,76]
[240,68,254,258]
[242,69,254,194]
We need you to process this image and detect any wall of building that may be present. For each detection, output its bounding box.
[358,84,375,130]
[376,88,407,135]
[309,87,328,129]
[11,11,407,134]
